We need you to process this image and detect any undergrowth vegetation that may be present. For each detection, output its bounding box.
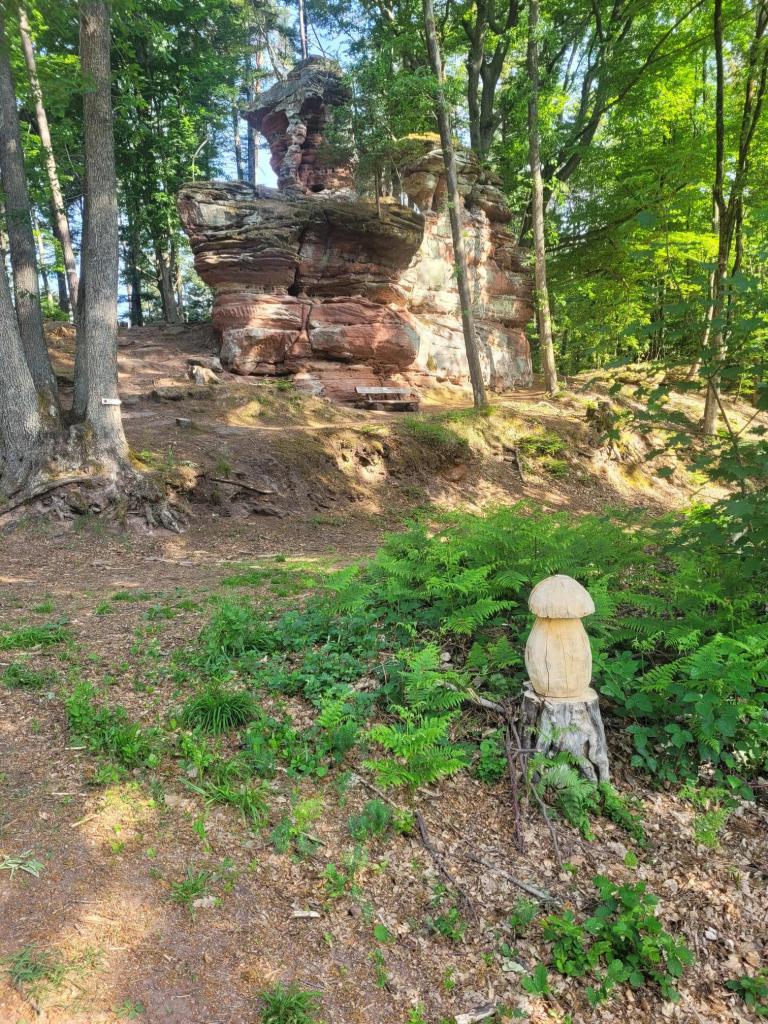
[42,496,768,1014]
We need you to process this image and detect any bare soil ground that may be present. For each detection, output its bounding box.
[0,324,765,1024]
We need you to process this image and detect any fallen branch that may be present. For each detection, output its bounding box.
[415,810,476,920]
[206,475,276,496]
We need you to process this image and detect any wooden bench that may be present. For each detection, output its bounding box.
[354,386,420,412]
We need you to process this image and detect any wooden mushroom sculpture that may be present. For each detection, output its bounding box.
[522,574,609,782]
[525,574,594,699]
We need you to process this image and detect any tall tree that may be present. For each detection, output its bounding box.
[527,0,557,394]
[75,0,128,465]
[0,248,45,487]
[701,0,768,434]
[17,3,80,317]
[0,6,59,418]
[422,0,487,408]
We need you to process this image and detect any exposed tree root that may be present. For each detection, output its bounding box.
[0,452,186,532]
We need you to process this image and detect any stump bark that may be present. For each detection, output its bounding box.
[521,684,609,783]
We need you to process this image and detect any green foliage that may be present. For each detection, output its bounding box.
[270,798,323,858]
[2,945,66,994]
[180,683,255,734]
[0,621,70,650]
[521,963,551,996]
[366,645,470,788]
[473,730,507,783]
[260,982,324,1024]
[2,663,57,689]
[541,876,693,1004]
[531,755,646,844]
[347,799,394,842]
[66,682,160,772]
[507,897,540,937]
[169,869,213,910]
[727,970,768,1017]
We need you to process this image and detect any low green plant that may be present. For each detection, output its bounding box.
[366,645,470,788]
[180,683,255,734]
[427,904,467,943]
[271,797,323,858]
[347,799,393,842]
[507,896,539,937]
[0,622,70,650]
[473,729,507,783]
[727,970,768,1017]
[66,682,161,772]
[260,981,324,1024]
[2,945,66,995]
[521,962,551,996]
[0,851,44,878]
[2,663,57,689]
[531,754,645,843]
[188,778,269,830]
[540,875,693,1004]
[679,783,736,848]
[169,868,213,910]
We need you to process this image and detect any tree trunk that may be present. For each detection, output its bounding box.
[422,0,487,409]
[297,0,309,59]
[246,48,261,185]
[232,100,244,181]
[521,685,610,783]
[56,268,70,315]
[126,213,143,327]
[18,4,80,317]
[76,1,128,466]
[156,243,181,323]
[0,250,46,490]
[527,0,557,395]
[36,220,50,302]
[0,9,59,417]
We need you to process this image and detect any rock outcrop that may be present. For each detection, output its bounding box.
[178,57,533,398]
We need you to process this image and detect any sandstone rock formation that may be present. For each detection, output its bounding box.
[178,57,533,399]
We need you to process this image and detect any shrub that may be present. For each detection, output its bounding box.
[541,876,693,1004]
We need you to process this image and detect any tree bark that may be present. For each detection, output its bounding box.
[527,0,557,395]
[521,686,610,784]
[18,4,80,317]
[125,211,143,327]
[0,8,59,416]
[297,0,309,59]
[0,248,47,489]
[232,100,244,181]
[156,243,181,323]
[76,1,128,465]
[422,0,487,409]
[56,268,69,315]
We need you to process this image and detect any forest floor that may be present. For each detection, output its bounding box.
[0,322,765,1024]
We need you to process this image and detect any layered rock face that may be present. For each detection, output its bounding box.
[178,58,533,398]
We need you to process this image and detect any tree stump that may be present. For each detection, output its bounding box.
[521,683,610,783]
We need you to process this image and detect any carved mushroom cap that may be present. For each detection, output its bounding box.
[528,574,595,619]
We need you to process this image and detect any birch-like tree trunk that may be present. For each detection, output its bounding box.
[527,0,557,395]
[18,5,80,316]
[422,0,487,409]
